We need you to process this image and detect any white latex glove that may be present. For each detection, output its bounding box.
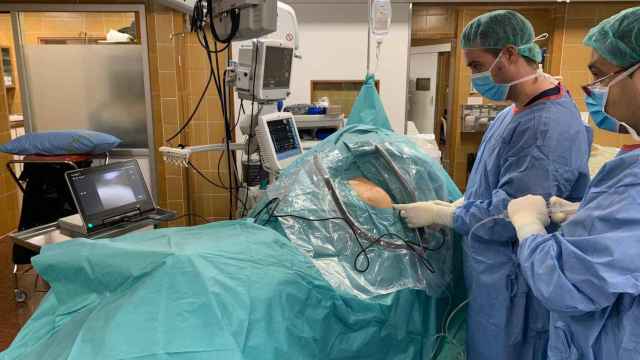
[507,195,550,242]
[452,197,464,208]
[549,196,579,224]
[393,200,455,228]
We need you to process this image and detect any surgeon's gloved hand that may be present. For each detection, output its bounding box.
[549,196,579,224]
[507,195,550,242]
[452,197,464,208]
[393,201,455,228]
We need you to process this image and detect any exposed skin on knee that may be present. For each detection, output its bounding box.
[348,177,393,209]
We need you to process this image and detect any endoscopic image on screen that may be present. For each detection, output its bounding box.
[96,170,137,210]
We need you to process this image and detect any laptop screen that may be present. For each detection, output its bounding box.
[66,160,154,229]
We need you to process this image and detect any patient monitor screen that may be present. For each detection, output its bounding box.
[70,163,149,217]
[267,117,301,160]
[263,46,292,89]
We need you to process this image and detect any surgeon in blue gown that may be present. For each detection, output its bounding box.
[508,7,640,360]
[394,10,592,360]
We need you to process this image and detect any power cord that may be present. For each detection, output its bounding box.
[172,1,244,219]
[187,159,247,211]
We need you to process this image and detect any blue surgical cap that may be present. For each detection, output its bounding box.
[584,7,640,68]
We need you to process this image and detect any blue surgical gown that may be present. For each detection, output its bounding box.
[519,147,640,360]
[452,90,592,360]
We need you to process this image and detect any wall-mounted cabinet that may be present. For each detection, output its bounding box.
[2,47,15,89]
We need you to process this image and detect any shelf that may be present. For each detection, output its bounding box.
[294,115,344,129]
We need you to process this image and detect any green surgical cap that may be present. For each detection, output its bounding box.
[461,10,542,63]
[584,7,640,68]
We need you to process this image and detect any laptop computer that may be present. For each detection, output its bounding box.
[60,160,174,235]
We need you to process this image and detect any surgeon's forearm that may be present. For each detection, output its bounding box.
[518,232,615,315]
[452,189,515,243]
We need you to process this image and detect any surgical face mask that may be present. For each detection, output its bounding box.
[584,63,640,141]
[471,52,541,101]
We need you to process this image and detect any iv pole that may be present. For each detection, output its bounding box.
[366,0,372,76]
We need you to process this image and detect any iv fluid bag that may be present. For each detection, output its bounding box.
[370,0,392,41]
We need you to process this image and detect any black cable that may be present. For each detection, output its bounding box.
[252,197,438,273]
[219,58,234,220]
[165,0,215,143]
[194,13,241,218]
[187,160,247,210]
[166,0,244,219]
[207,0,241,44]
[252,197,281,223]
[165,37,213,143]
[233,100,245,131]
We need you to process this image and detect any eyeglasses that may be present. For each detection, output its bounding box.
[581,63,640,97]
[581,70,626,98]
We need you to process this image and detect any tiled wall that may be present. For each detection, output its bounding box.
[182,32,234,222]
[558,2,638,147]
[146,3,184,225]
[0,59,19,237]
[20,12,135,45]
[0,15,21,115]
[146,3,232,224]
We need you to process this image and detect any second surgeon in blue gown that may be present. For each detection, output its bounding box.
[508,7,640,360]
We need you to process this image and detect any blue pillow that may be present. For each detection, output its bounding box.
[0,130,121,155]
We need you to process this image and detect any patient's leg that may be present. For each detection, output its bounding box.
[348,177,393,209]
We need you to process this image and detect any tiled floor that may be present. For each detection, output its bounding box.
[0,236,42,351]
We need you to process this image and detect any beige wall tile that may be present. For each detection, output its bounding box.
[564,18,598,46]
[211,195,232,218]
[188,95,207,123]
[154,13,173,45]
[597,5,635,21]
[163,123,178,142]
[189,152,210,170]
[188,122,208,145]
[165,162,182,177]
[157,44,176,72]
[166,176,183,201]
[206,97,223,123]
[160,98,179,125]
[561,45,593,72]
[188,70,210,96]
[564,4,598,20]
[158,71,178,98]
[207,121,227,144]
[562,70,591,99]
